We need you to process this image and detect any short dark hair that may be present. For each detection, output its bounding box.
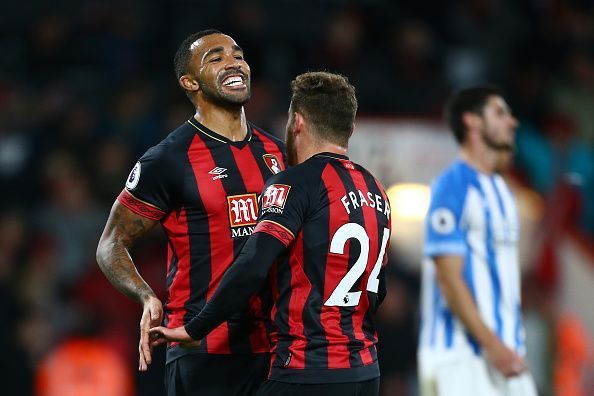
[173,29,222,80]
[290,72,357,147]
[445,85,503,144]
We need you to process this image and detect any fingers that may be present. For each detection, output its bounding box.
[138,299,164,373]
[139,340,148,371]
[180,340,201,349]
[500,354,527,377]
[149,303,164,325]
[150,336,167,349]
[149,326,168,338]
[139,311,154,370]
[140,327,153,366]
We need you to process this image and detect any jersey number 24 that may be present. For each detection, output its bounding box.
[325,223,390,307]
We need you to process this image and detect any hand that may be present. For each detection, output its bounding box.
[138,296,163,372]
[485,339,527,377]
[149,325,201,349]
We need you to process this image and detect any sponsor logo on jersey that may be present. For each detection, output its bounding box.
[227,193,259,228]
[209,167,228,180]
[262,184,291,213]
[262,154,283,174]
[125,162,141,189]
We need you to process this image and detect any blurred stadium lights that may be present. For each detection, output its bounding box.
[385,183,430,268]
[386,183,430,222]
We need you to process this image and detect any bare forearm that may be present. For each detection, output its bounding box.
[97,241,156,305]
[435,256,498,349]
[97,200,159,306]
[439,275,497,348]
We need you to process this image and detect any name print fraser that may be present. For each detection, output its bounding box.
[341,189,391,219]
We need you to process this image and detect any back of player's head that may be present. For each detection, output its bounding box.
[290,72,357,147]
[174,29,223,80]
[445,84,503,144]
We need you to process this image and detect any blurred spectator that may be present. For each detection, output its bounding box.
[34,151,104,288]
[36,338,134,396]
[0,211,33,395]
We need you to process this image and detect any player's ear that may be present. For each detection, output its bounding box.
[293,112,305,135]
[179,75,200,93]
[462,111,481,133]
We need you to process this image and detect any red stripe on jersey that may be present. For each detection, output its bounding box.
[321,164,354,369]
[232,140,281,352]
[254,220,295,247]
[268,261,279,372]
[229,144,270,351]
[161,208,191,329]
[117,189,165,220]
[345,164,377,366]
[251,128,285,172]
[286,232,309,369]
[187,135,232,354]
[230,145,265,192]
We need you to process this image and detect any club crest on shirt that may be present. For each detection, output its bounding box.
[430,208,456,234]
[262,184,291,214]
[262,154,283,174]
[227,193,259,238]
[125,162,141,190]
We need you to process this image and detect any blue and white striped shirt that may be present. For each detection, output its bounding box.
[419,160,526,359]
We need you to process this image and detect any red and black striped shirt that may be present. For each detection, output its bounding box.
[117,118,286,363]
[186,152,391,383]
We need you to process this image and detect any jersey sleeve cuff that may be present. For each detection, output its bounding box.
[117,189,166,221]
[253,220,295,248]
[424,241,467,257]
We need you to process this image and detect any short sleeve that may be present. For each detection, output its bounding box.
[423,174,468,258]
[117,145,176,221]
[252,171,310,247]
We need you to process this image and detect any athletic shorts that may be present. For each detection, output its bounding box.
[255,378,380,396]
[165,353,269,396]
[418,352,537,396]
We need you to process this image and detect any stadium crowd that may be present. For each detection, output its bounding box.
[1,1,593,394]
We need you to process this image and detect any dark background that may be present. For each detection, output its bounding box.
[1,1,593,395]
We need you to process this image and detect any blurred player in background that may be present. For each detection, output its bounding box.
[150,71,392,396]
[418,86,538,396]
[96,29,286,396]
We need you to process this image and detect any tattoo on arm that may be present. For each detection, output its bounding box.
[96,200,159,305]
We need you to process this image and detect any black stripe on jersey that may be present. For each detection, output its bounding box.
[163,251,177,328]
[332,161,366,368]
[247,130,280,178]
[182,137,212,354]
[251,124,285,155]
[301,174,331,369]
[360,168,388,348]
[271,253,294,368]
[164,228,178,300]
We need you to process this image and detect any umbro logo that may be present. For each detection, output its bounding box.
[209,167,228,180]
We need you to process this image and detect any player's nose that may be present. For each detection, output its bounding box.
[509,115,518,130]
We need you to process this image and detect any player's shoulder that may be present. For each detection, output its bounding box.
[431,160,476,197]
[352,161,385,190]
[249,123,286,149]
[140,121,195,163]
[265,158,321,190]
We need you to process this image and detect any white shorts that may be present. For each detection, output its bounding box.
[418,352,538,396]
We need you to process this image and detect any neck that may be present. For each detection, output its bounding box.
[459,144,498,175]
[193,101,247,142]
[298,140,348,164]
